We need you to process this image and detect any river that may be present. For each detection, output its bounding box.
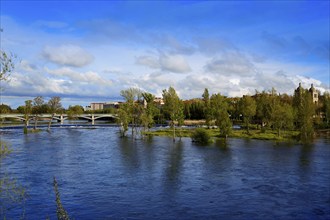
[1,127,329,219]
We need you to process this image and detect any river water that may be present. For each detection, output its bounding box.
[1,127,329,219]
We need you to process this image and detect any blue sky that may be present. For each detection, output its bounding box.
[1,1,329,108]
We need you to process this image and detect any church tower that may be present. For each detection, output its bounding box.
[309,84,318,104]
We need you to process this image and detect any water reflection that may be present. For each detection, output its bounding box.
[118,137,140,172]
[214,138,230,151]
[299,144,313,167]
[163,141,183,190]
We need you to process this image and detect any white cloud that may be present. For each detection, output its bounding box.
[205,52,256,76]
[45,67,112,86]
[42,44,94,67]
[135,55,160,69]
[159,54,191,73]
[136,53,191,73]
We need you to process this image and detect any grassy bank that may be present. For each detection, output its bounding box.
[145,127,300,142]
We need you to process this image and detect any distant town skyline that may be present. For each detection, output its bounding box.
[1,1,329,108]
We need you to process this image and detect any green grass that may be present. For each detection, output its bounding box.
[144,127,299,142]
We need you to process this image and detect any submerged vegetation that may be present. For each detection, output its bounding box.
[191,128,212,144]
[53,177,70,220]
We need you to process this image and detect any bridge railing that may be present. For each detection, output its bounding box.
[0,113,117,125]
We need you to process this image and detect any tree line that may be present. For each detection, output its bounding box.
[1,85,329,141]
[116,86,330,142]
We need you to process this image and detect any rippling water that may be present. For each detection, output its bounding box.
[1,127,329,219]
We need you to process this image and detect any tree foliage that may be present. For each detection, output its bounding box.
[297,92,315,142]
[141,92,157,131]
[162,86,184,142]
[202,88,212,126]
[270,97,294,137]
[67,105,84,120]
[32,96,45,129]
[210,93,232,138]
[47,97,62,131]
[191,128,212,144]
[239,95,256,133]
[0,104,12,114]
[119,88,143,138]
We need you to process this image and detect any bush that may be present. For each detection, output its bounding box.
[191,128,212,144]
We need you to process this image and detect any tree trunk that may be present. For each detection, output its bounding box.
[173,121,176,142]
[34,115,38,130]
[47,113,55,131]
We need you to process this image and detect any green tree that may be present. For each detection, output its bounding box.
[120,88,143,138]
[116,105,130,137]
[32,96,45,129]
[210,93,232,138]
[191,128,212,144]
[202,88,212,126]
[297,92,315,142]
[323,92,330,127]
[239,95,256,134]
[0,104,12,114]
[23,100,32,133]
[47,97,62,131]
[162,86,184,142]
[292,85,315,142]
[67,105,84,120]
[255,90,272,129]
[270,98,294,137]
[141,92,156,131]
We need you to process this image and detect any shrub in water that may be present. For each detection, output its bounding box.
[191,128,212,145]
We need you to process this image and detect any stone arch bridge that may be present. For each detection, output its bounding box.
[0,114,118,125]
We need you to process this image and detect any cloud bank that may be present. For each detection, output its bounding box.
[42,44,94,67]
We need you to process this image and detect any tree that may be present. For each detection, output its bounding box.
[297,92,315,142]
[255,90,272,128]
[119,88,143,138]
[47,97,62,131]
[202,88,212,126]
[239,95,256,134]
[210,93,232,138]
[141,92,156,131]
[270,98,294,137]
[0,104,12,114]
[293,86,315,142]
[162,86,184,142]
[23,100,32,133]
[323,92,330,127]
[32,96,45,129]
[67,105,84,120]
[117,105,130,137]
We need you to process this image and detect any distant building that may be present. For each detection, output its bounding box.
[294,83,319,105]
[85,102,120,111]
[104,102,120,109]
[90,103,104,111]
[143,97,164,108]
[153,97,164,106]
[309,84,319,104]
